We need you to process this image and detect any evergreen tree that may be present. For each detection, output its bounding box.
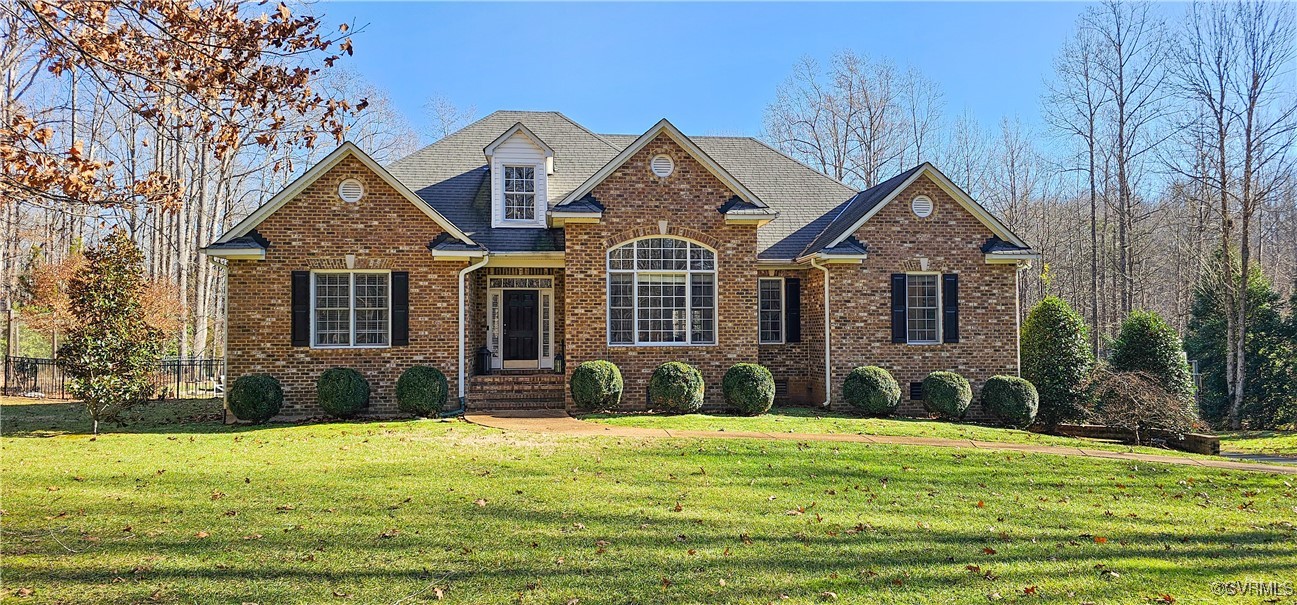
[1185,266,1294,428]
[1110,310,1195,402]
[1021,296,1095,428]
[58,230,163,434]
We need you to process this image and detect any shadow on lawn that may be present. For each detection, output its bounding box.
[8,515,1292,603]
[0,398,241,437]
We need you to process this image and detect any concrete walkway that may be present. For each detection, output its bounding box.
[465,410,1297,476]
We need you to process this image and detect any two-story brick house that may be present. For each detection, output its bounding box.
[203,111,1039,417]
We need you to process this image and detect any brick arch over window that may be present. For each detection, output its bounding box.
[606,235,717,346]
[601,225,721,252]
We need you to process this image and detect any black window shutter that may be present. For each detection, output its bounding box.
[784,278,801,343]
[942,273,960,343]
[291,271,310,347]
[890,274,907,343]
[391,271,410,346]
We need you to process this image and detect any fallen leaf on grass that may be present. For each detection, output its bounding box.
[194,531,209,539]
[983,547,997,555]
[474,498,488,507]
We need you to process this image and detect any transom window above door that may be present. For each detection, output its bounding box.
[502,165,536,221]
[607,237,716,346]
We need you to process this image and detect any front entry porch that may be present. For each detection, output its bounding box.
[483,272,560,372]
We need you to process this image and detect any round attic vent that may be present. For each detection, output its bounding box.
[338,178,364,203]
[650,155,675,178]
[911,195,933,218]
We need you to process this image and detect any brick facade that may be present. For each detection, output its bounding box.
[224,155,469,417]
[222,146,1023,420]
[824,174,1021,419]
[563,134,760,410]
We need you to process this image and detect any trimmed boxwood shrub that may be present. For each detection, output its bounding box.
[227,374,283,423]
[723,363,775,416]
[571,360,624,412]
[649,362,705,413]
[981,375,1039,428]
[317,367,370,419]
[842,366,901,417]
[396,365,448,417]
[922,371,972,419]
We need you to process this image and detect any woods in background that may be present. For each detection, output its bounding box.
[1,1,1292,427]
[764,0,1297,428]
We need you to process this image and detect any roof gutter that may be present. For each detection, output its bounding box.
[809,256,832,408]
[457,254,490,407]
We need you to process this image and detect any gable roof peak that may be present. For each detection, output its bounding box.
[555,118,771,211]
[483,121,555,158]
[211,141,475,247]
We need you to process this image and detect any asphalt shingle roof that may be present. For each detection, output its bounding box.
[386,111,858,259]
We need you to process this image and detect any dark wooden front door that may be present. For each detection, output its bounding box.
[503,290,539,362]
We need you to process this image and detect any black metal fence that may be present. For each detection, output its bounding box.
[2,356,225,400]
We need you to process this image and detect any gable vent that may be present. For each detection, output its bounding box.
[338,178,364,203]
[650,155,675,178]
[911,195,933,218]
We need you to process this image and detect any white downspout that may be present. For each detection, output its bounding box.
[458,255,490,406]
[810,256,831,408]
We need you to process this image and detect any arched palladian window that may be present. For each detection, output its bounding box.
[607,237,716,345]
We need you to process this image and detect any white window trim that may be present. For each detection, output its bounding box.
[905,272,942,346]
[758,277,785,345]
[501,164,541,224]
[485,277,556,370]
[606,237,718,347]
[309,269,392,349]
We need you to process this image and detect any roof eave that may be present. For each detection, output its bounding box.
[200,247,266,261]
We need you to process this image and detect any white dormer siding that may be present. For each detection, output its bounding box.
[488,132,549,228]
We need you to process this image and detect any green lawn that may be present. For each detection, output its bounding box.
[3,399,1295,604]
[1219,430,1297,457]
[584,407,1205,457]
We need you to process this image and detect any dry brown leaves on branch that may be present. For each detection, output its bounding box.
[3,0,363,209]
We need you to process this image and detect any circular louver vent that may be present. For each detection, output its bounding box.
[338,178,364,203]
[911,195,933,218]
[650,155,675,178]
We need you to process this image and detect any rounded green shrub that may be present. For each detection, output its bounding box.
[571,360,624,412]
[649,362,705,414]
[317,367,370,418]
[723,363,775,416]
[842,366,901,417]
[1021,296,1095,428]
[922,371,972,420]
[227,374,283,423]
[1110,310,1195,401]
[396,365,448,417]
[981,375,1039,428]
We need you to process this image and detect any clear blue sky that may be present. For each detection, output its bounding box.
[326,2,1113,138]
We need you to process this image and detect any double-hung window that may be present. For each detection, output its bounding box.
[502,165,536,221]
[758,278,784,344]
[608,237,716,345]
[312,271,390,347]
[905,273,940,344]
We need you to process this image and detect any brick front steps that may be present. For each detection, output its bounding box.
[467,372,566,411]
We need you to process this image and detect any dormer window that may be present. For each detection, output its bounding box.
[503,166,536,221]
[485,122,553,228]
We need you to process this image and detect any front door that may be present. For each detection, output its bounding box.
[502,290,539,368]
